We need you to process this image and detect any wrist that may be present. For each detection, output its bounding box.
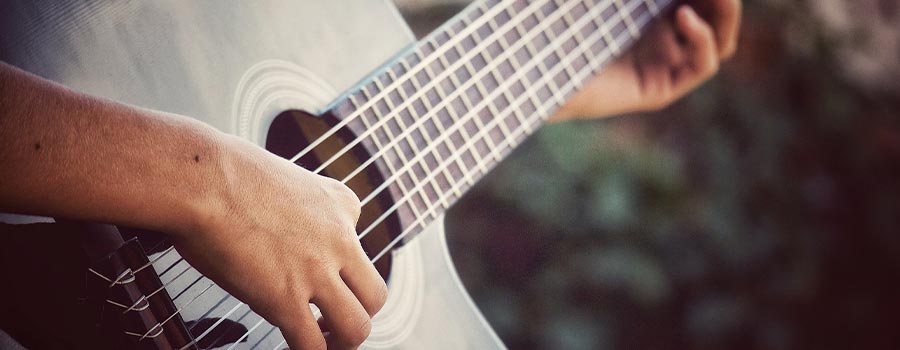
[160,117,238,239]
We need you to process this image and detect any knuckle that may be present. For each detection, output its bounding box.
[321,176,358,202]
[336,184,362,216]
[319,177,361,222]
[344,316,372,345]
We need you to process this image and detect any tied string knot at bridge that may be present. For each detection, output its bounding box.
[82,235,195,348]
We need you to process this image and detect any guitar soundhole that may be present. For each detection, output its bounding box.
[265,110,399,279]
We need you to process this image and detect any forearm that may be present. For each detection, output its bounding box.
[0,62,230,235]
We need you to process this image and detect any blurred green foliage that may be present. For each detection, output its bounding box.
[444,1,900,349]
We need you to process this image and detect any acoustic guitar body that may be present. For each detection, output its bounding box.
[0,0,503,348]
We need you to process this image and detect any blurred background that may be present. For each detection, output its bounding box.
[397,0,900,349]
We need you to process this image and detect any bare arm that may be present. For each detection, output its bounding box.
[0,62,228,231]
[0,62,386,350]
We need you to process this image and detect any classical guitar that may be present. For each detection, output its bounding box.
[0,0,673,348]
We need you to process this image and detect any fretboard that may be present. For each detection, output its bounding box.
[326,0,673,241]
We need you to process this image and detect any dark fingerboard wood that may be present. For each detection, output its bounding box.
[326,0,674,239]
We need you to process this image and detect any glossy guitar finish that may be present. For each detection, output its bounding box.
[0,0,503,348]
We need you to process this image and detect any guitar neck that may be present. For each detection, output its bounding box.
[328,0,673,235]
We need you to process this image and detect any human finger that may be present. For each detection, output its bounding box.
[656,19,687,67]
[675,5,719,91]
[690,0,742,58]
[279,304,327,350]
[313,279,372,349]
[341,249,388,317]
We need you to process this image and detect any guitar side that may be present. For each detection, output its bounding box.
[0,0,502,348]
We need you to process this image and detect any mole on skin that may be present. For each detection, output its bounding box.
[34,142,40,150]
[194,154,200,163]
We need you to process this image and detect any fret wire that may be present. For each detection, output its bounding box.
[213,4,668,348]
[394,65,472,194]
[353,0,614,212]
[454,31,495,114]
[358,0,628,240]
[360,82,433,222]
[471,62,517,150]
[555,0,584,86]
[491,56,534,134]
[427,38,488,176]
[386,69,462,201]
[443,88,487,175]
[531,5,567,105]
[566,1,595,78]
[354,88,391,163]
[404,54,475,189]
[413,47,475,200]
[301,0,562,173]
[367,80,438,219]
[236,2,663,347]
[589,0,622,56]
[615,0,641,38]
[480,14,528,144]
[172,11,652,342]
[518,9,564,105]
[166,0,625,312]
[426,39,443,74]
[460,85,504,165]
[442,28,504,165]
[375,75,446,213]
[510,18,539,134]
[368,0,648,262]
[545,0,581,85]
[643,0,660,15]
[488,14,540,137]
[289,0,522,165]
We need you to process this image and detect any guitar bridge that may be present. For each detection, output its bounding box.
[83,229,196,350]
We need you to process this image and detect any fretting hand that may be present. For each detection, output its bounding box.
[552,0,742,121]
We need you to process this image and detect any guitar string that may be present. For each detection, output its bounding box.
[184,0,614,344]
[204,306,255,348]
[335,0,592,192]
[303,0,560,174]
[267,3,658,350]
[142,0,612,284]
[347,0,625,241]
[286,0,518,164]
[362,0,654,265]
[190,0,649,347]
[139,0,550,288]
[189,0,629,346]
[268,4,652,349]
[146,0,576,304]
[141,0,552,288]
[159,0,654,347]
[314,0,646,249]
